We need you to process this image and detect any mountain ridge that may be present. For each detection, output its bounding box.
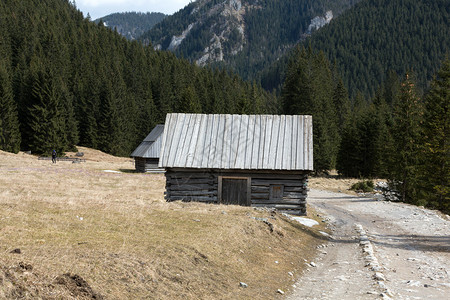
[94,11,167,40]
[140,0,360,80]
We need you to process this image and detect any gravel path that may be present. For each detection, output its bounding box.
[287,189,450,300]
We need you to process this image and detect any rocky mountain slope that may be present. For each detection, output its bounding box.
[140,0,360,79]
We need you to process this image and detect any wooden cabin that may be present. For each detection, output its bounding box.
[130,125,164,172]
[159,114,313,215]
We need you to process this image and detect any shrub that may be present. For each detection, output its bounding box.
[350,180,374,193]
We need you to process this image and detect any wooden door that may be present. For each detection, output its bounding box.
[221,178,249,206]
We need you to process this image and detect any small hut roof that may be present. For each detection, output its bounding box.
[159,114,313,170]
[130,124,164,158]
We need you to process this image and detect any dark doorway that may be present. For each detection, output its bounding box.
[221,178,249,206]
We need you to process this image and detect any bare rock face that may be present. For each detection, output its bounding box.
[306,11,333,34]
[160,1,335,66]
[156,0,249,66]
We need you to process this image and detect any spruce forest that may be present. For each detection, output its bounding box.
[260,0,449,96]
[0,0,448,213]
[0,0,277,157]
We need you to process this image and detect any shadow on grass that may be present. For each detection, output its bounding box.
[119,169,139,173]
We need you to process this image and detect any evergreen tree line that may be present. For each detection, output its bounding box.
[261,0,450,98]
[281,45,449,213]
[0,0,277,157]
[337,62,449,214]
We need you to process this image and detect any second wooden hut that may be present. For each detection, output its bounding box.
[130,124,164,172]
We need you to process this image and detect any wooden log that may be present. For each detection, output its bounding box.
[166,175,214,181]
[249,173,307,179]
[38,157,86,162]
[252,199,306,205]
[277,209,306,216]
[251,204,305,210]
[251,179,303,186]
[251,186,269,192]
[168,184,216,191]
[169,190,217,196]
[283,192,307,199]
[251,193,269,200]
[166,172,215,179]
[283,195,307,200]
[284,186,306,193]
[167,196,217,202]
[167,178,214,185]
[166,174,214,179]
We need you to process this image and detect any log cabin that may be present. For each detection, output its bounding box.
[159,114,313,215]
[130,124,164,172]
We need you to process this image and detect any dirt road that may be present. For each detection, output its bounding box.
[287,189,450,300]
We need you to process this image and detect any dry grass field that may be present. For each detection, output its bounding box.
[0,147,330,299]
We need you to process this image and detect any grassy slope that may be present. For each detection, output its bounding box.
[0,147,328,299]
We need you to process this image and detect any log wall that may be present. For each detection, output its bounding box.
[165,169,309,215]
[134,158,161,173]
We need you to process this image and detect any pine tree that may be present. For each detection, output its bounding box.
[60,85,79,152]
[336,113,359,177]
[0,21,21,153]
[0,60,21,153]
[249,81,265,114]
[282,47,340,173]
[28,67,68,155]
[336,94,367,177]
[97,78,127,156]
[332,78,351,133]
[388,73,423,204]
[137,87,157,142]
[236,88,251,114]
[419,58,449,212]
[371,93,394,178]
[177,85,202,113]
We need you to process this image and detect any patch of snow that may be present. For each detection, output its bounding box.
[291,216,319,227]
[103,170,121,173]
[319,231,330,237]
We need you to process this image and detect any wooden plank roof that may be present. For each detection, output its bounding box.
[130,124,164,158]
[159,114,313,170]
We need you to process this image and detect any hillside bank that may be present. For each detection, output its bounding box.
[0,148,328,299]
